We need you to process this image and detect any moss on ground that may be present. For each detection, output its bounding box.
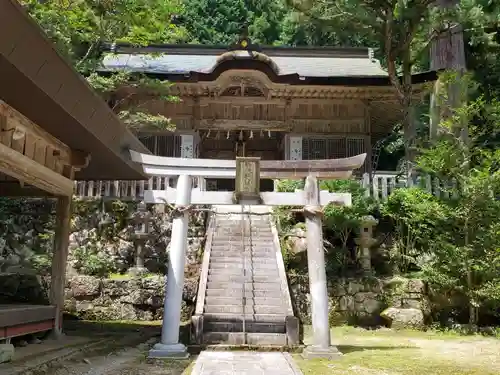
[296,326,500,375]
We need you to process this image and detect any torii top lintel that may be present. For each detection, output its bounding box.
[129,150,367,180]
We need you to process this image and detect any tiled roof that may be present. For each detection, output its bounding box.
[101,50,388,78]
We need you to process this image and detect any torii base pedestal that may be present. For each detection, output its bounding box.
[302,345,343,360]
[149,343,189,359]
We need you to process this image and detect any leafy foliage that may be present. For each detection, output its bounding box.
[381,188,448,273]
[0,199,56,275]
[22,0,186,131]
[321,179,375,250]
[180,0,286,45]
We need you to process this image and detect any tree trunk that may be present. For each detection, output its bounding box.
[429,0,467,141]
[402,51,417,186]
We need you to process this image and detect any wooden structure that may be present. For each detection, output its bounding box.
[101,39,436,191]
[0,0,149,344]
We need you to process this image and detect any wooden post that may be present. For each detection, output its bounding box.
[49,166,74,338]
[302,175,341,359]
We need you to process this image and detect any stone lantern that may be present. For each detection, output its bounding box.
[128,201,152,276]
[355,215,378,274]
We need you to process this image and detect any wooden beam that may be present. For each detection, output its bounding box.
[0,142,74,196]
[197,119,290,131]
[0,101,72,173]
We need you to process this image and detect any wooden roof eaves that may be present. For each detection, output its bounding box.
[99,66,437,88]
[0,0,149,181]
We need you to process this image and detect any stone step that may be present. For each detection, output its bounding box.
[202,332,287,346]
[213,232,273,238]
[209,252,275,259]
[214,230,271,234]
[210,247,275,253]
[205,289,284,298]
[207,274,278,283]
[215,221,270,225]
[209,247,275,253]
[210,250,276,257]
[209,262,278,270]
[204,305,287,315]
[214,228,271,233]
[209,247,276,253]
[206,281,282,291]
[205,296,285,306]
[204,321,286,334]
[208,256,271,264]
[203,313,286,323]
[208,269,279,277]
[214,234,274,239]
[211,239,274,244]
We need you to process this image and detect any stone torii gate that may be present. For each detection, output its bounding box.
[129,151,366,359]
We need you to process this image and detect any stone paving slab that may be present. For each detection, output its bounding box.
[191,351,303,375]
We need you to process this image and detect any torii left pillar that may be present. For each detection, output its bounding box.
[149,174,191,359]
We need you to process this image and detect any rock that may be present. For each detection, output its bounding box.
[17,340,28,347]
[29,337,42,345]
[338,295,354,311]
[0,344,15,363]
[286,227,307,254]
[380,307,424,329]
[407,279,425,294]
[363,297,382,314]
[68,275,101,298]
[346,281,364,295]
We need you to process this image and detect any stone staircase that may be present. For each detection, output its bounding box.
[192,205,299,346]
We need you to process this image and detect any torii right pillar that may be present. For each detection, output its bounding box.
[302,175,342,359]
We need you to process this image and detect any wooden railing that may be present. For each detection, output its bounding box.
[74,172,455,201]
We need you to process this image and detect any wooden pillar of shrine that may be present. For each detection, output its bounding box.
[49,166,75,338]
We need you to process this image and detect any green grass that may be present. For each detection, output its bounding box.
[295,326,500,375]
[158,358,195,375]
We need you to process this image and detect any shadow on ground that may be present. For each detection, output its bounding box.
[337,344,415,354]
[63,317,190,341]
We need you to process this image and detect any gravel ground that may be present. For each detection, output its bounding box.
[30,342,194,375]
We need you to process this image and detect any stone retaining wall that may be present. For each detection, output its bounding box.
[64,275,198,321]
[289,275,429,326]
[0,271,429,328]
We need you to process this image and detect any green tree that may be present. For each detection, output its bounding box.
[287,0,495,181]
[22,0,187,131]
[417,73,500,325]
[321,179,375,251]
[180,0,286,45]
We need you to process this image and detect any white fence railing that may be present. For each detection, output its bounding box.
[74,172,454,201]
[361,172,457,201]
[74,177,171,200]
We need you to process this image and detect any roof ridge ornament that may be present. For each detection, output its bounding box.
[228,24,261,52]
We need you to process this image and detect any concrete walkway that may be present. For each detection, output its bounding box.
[191,351,304,375]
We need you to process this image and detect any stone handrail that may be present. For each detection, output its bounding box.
[194,210,216,316]
[269,207,295,317]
